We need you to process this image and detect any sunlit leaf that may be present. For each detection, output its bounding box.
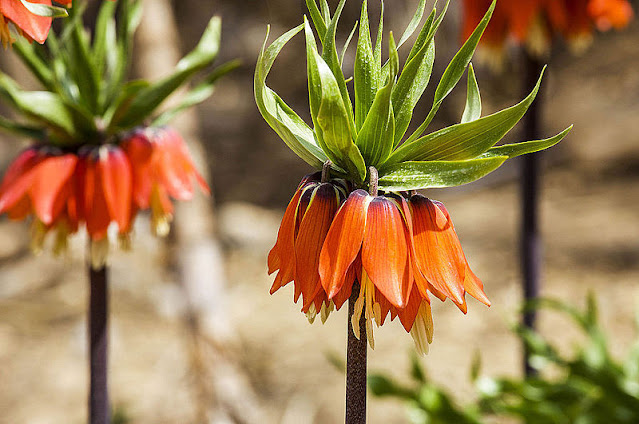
[378,156,507,191]
[461,64,481,123]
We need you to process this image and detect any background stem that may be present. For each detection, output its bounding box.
[346,281,367,424]
[520,52,545,377]
[89,265,110,424]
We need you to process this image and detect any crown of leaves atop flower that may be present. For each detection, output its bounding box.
[0,0,236,147]
[256,0,572,192]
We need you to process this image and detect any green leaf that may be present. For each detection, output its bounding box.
[255,24,327,168]
[93,0,118,94]
[0,75,76,139]
[340,20,358,67]
[306,0,327,41]
[69,11,100,112]
[356,33,397,166]
[306,22,366,181]
[0,115,45,139]
[320,0,330,22]
[20,0,68,18]
[373,1,384,77]
[378,156,507,191]
[391,31,435,146]
[114,16,222,128]
[396,0,427,49]
[12,39,55,91]
[405,0,494,144]
[103,80,149,130]
[384,67,545,165]
[483,126,572,158]
[321,0,354,130]
[354,0,377,130]
[154,59,240,126]
[461,64,481,123]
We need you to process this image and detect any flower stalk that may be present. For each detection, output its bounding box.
[346,281,367,424]
[89,264,110,424]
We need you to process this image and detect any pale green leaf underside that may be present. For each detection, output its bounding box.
[482,126,572,158]
[378,156,508,191]
[255,25,326,168]
[384,67,546,167]
[461,63,481,123]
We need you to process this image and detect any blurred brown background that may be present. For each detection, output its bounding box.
[0,0,638,423]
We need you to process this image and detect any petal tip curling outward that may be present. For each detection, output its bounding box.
[319,189,370,299]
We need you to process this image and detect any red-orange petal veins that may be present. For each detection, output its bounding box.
[319,189,371,298]
[99,146,133,233]
[362,196,412,309]
[294,183,340,307]
[410,194,466,305]
[29,153,77,225]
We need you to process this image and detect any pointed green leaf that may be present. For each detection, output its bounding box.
[378,156,507,191]
[93,0,118,88]
[154,59,240,126]
[114,16,221,128]
[321,0,354,130]
[340,20,358,67]
[356,33,397,166]
[70,14,100,112]
[12,39,55,91]
[406,6,437,64]
[320,0,330,22]
[373,1,384,75]
[0,115,45,139]
[354,0,377,130]
[0,75,76,139]
[461,63,481,123]
[391,35,435,146]
[384,68,545,166]
[255,24,327,168]
[306,23,365,181]
[483,126,572,158]
[306,0,327,41]
[396,0,427,49]
[405,0,494,144]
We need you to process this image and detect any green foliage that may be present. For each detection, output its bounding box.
[369,296,639,424]
[255,0,570,191]
[0,0,236,146]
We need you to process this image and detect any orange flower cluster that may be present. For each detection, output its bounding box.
[0,0,75,46]
[269,174,490,353]
[0,127,208,263]
[462,0,634,57]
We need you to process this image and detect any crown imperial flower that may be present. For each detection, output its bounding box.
[257,0,571,352]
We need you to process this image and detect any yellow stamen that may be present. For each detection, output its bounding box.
[150,188,172,237]
[320,301,331,324]
[350,270,377,349]
[410,302,434,356]
[118,232,132,251]
[306,302,317,324]
[53,221,71,256]
[30,220,48,255]
[0,18,15,49]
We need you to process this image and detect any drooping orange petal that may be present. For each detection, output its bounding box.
[434,200,490,308]
[99,147,133,233]
[588,0,634,30]
[6,195,31,220]
[84,159,111,240]
[410,195,466,305]
[0,148,43,214]
[319,189,371,298]
[464,267,491,307]
[268,185,308,293]
[361,196,411,309]
[294,183,340,306]
[29,154,77,225]
[0,0,52,44]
